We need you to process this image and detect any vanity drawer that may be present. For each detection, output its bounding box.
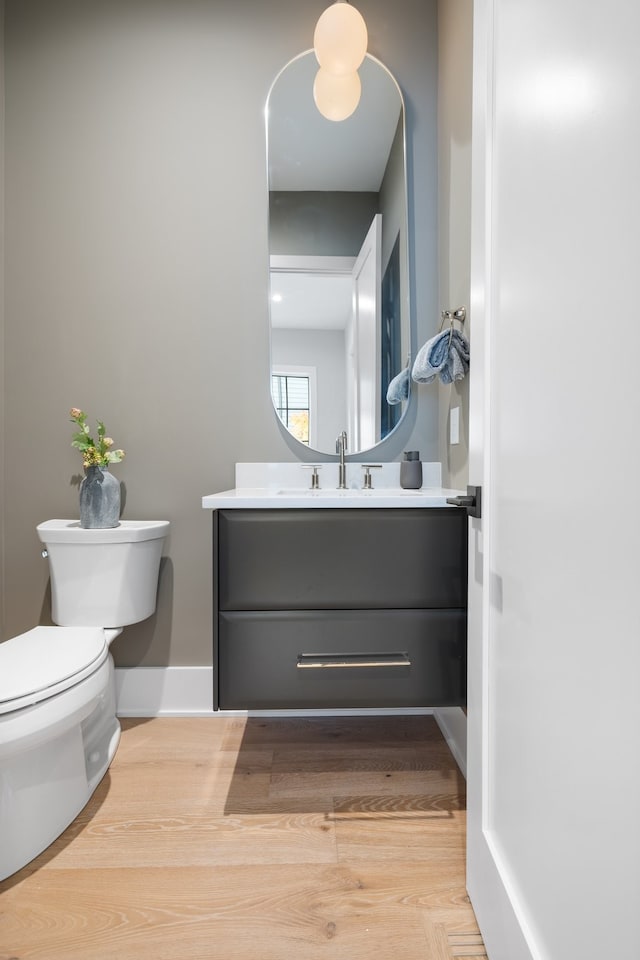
[217,608,466,709]
[217,509,467,611]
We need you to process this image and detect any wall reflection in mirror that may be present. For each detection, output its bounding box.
[267,51,411,456]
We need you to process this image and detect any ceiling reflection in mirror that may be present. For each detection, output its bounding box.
[267,51,411,456]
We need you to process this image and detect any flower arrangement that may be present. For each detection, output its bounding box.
[69,408,125,469]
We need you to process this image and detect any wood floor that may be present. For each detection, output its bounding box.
[0,715,486,959]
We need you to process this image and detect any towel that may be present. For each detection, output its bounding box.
[412,329,470,384]
[411,330,448,383]
[439,330,470,384]
[386,367,410,405]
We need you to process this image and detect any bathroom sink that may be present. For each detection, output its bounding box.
[275,487,429,497]
[277,487,374,497]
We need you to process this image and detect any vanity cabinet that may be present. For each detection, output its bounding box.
[212,508,467,710]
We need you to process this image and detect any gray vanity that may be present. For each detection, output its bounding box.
[208,44,469,714]
[204,465,468,712]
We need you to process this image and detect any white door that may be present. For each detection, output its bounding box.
[466,1,640,958]
[350,214,381,450]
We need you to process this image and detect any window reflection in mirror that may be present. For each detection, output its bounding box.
[267,51,411,456]
[271,369,314,446]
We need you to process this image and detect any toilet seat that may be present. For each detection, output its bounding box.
[0,626,108,715]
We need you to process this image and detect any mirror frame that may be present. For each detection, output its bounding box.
[266,50,412,456]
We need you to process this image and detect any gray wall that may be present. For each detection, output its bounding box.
[379,116,410,377]
[437,0,473,488]
[271,327,347,453]
[1,0,439,667]
[269,191,379,257]
[379,118,405,276]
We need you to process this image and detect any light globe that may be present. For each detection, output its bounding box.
[313,68,362,122]
[313,2,368,76]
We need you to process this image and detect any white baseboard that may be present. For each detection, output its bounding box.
[433,706,467,778]
[114,666,437,721]
[115,667,216,716]
[231,707,435,718]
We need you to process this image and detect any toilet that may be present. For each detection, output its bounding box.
[0,518,169,881]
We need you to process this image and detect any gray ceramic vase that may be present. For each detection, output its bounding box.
[79,465,121,528]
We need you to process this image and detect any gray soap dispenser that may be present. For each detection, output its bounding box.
[400,451,422,489]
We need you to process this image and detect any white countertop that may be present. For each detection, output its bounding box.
[202,463,463,510]
[202,486,463,509]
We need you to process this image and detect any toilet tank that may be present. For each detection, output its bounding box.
[36,520,170,628]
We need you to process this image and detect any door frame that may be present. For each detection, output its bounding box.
[464,0,535,956]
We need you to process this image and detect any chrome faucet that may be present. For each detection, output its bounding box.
[336,431,348,488]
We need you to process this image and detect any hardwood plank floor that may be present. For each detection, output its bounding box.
[0,715,486,959]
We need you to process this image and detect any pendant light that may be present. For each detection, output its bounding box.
[313,1,368,75]
[313,68,362,122]
[312,1,368,122]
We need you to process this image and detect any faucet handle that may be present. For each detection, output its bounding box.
[301,464,322,489]
[361,464,382,489]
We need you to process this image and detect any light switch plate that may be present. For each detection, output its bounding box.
[450,406,460,445]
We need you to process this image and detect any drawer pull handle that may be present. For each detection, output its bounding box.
[297,653,411,669]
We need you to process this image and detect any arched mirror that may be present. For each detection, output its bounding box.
[267,51,411,455]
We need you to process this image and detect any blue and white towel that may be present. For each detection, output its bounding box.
[386,366,410,405]
[412,329,470,384]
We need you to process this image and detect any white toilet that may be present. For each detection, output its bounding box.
[0,518,169,881]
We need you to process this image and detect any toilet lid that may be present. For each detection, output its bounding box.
[0,626,108,714]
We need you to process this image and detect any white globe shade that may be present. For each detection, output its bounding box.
[313,68,362,122]
[313,2,368,75]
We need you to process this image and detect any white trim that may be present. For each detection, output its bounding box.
[114,666,441,721]
[465,0,536,956]
[115,667,215,717]
[433,707,467,778]
[270,255,356,275]
[234,707,435,718]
